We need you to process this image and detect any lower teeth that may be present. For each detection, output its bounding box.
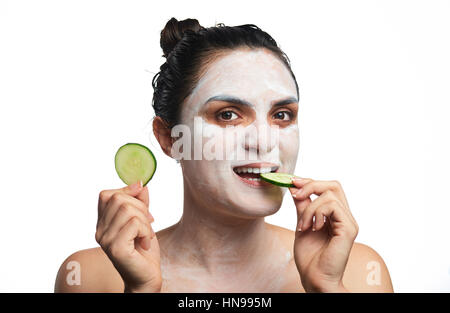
[246,178,261,182]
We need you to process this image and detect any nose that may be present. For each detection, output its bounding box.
[243,120,279,156]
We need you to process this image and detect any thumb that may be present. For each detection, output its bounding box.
[136,186,149,208]
[121,181,143,197]
[289,187,311,231]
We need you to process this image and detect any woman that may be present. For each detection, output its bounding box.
[55,18,394,293]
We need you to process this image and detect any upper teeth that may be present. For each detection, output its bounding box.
[235,167,277,174]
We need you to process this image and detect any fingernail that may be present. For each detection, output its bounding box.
[292,177,303,182]
[290,188,297,198]
[130,181,142,191]
[297,219,303,231]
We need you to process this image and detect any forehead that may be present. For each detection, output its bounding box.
[184,48,297,110]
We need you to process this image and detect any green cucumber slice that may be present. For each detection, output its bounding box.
[260,172,299,187]
[114,143,157,186]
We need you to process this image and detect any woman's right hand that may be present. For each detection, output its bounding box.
[95,181,162,293]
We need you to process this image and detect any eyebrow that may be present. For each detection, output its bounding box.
[203,94,298,108]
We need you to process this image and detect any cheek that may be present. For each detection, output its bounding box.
[185,121,233,182]
[279,125,299,161]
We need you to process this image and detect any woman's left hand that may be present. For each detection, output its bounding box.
[289,178,359,292]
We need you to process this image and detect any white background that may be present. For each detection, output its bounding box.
[0,0,449,292]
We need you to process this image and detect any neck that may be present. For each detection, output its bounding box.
[166,181,270,274]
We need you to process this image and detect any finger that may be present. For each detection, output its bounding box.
[291,179,357,231]
[116,217,153,251]
[300,195,348,232]
[292,179,342,201]
[310,192,334,232]
[98,189,116,221]
[314,210,325,232]
[148,224,156,241]
[290,177,313,190]
[134,186,154,225]
[136,186,149,208]
[100,181,143,204]
[289,188,312,231]
[121,181,144,197]
[298,198,312,231]
[98,203,153,245]
[119,182,152,221]
[97,196,123,241]
[101,192,152,228]
[97,181,143,218]
[292,179,353,222]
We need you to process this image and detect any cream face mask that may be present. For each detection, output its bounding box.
[173,48,299,217]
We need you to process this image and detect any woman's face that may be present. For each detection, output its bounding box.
[176,48,299,218]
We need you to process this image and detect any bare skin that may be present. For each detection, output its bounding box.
[55,182,393,293]
[55,223,393,292]
[55,48,394,293]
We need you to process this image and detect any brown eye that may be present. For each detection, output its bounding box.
[218,110,238,121]
[273,111,291,121]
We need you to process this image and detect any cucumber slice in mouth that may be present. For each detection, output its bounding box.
[114,143,157,186]
[259,172,299,187]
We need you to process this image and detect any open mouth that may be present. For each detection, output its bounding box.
[232,163,279,187]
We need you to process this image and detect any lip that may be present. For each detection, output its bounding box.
[233,162,279,169]
[232,162,279,188]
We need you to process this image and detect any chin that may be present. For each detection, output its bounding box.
[221,190,284,219]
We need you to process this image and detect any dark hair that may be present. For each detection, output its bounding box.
[152,17,299,128]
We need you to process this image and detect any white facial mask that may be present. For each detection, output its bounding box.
[177,48,299,217]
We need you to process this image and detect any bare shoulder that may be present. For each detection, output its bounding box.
[343,242,394,292]
[265,222,296,247]
[264,223,305,292]
[54,247,124,293]
[265,224,394,292]
[54,225,176,293]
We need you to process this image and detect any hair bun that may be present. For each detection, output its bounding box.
[160,17,203,58]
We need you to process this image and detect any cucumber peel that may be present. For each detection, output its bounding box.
[260,172,300,187]
[114,143,157,186]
